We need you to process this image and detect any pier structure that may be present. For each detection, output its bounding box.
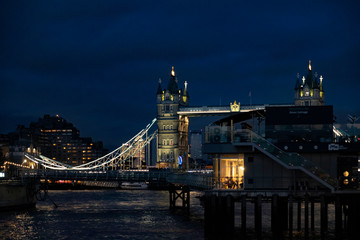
[203,190,360,240]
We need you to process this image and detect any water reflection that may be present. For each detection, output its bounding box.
[0,190,204,240]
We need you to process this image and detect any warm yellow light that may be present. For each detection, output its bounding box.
[309,60,311,71]
[171,66,175,77]
[343,171,349,177]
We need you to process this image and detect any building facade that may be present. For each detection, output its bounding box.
[14,114,106,166]
[203,61,360,191]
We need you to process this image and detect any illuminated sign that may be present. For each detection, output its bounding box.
[0,172,5,178]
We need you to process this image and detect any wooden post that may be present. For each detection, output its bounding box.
[311,197,315,232]
[271,194,279,236]
[335,195,342,240]
[271,194,280,239]
[320,195,327,240]
[255,194,262,240]
[304,194,309,239]
[297,198,301,232]
[204,193,211,237]
[289,194,293,240]
[347,195,360,240]
[280,196,289,230]
[224,195,234,238]
[241,194,247,237]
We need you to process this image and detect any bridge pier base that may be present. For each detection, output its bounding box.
[169,184,190,215]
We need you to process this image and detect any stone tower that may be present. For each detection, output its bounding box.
[156,67,189,168]
[294,60,324,106]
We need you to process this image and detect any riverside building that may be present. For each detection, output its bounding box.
[204,61,360,191]
[13,114,106,166]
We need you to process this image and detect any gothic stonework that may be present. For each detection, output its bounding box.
[156,67,189,168]
[294,60,324,106]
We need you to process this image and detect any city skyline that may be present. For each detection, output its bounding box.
[1,1,360,149]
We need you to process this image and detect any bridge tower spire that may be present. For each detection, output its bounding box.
[294,60,324,106]
[156,67,189,169]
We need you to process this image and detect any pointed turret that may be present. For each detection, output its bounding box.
[294,61,325,106]
[313,72,319,89]
[182,81,189,104]
[305,60,313,87]
[167,66,179,94]
[157,78,163,95]
[294,73,301,90]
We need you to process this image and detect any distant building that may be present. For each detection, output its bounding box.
[15,114,107,166]
[190,130,202,160]
[204,61,360,191]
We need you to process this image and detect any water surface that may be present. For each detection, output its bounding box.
[0,190,204,240]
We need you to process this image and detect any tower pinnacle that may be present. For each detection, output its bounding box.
[309,60,312,71]
[171,66,175,77]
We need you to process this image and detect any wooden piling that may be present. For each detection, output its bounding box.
[297,198,301,232]
[335,195,342,240]
[347,195,360,240]
[168,184,190,214]
[255,194,262,240]
[289,194,293,240]
[241,194,247,237]
[310,197,315,232]
[271,194,279,239]
[304,194,309,239]
[320,195,327,240]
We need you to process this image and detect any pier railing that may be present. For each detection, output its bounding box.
[166,170,214,190]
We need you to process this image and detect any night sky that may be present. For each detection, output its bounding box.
[1,1,360,149]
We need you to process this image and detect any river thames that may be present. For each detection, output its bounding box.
[0,190,205,240]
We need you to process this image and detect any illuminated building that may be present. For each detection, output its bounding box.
[156,67,189,168]
[294,60,324,106]
[17,114,106,166]
[204,61,360,190]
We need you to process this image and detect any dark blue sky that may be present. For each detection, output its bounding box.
[1,1,360,149]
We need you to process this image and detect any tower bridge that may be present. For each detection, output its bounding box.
[5,63,360,239]
[10,63,357,194]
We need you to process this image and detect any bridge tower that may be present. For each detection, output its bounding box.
[156,67,189,168]
[294,60,325,106]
